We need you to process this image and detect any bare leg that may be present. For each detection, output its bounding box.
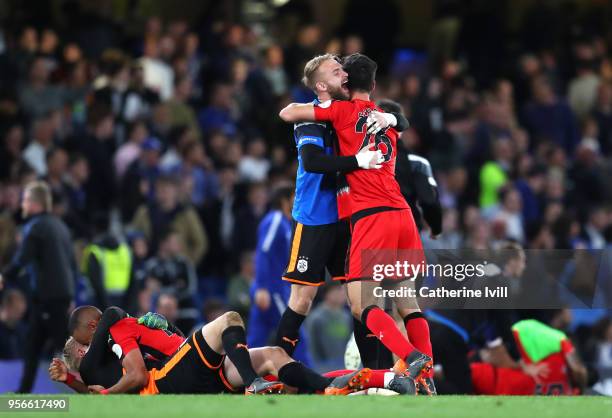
[200,311,244,355]
[287,284,318,315]
[224,347,332,393]
[223,346,292,387]
[276,284,318,356]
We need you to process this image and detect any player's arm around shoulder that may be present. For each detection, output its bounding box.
[279,102,316,122]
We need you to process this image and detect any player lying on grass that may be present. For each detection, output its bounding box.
[50,306,382,395]
[52,336,419,396]
[470,318,589,396]
[279,53,434,394]
[51,308,419,395]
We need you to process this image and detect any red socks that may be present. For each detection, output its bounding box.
[404,312,433,376]
[362,306,416,360]
[403,312,432,357]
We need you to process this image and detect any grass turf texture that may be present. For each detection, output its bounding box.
[1,395,612,418]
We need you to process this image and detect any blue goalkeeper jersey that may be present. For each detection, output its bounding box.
[291,100,338,226]
[251,210,293,298]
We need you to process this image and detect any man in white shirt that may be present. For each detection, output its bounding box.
[23,116,54,176]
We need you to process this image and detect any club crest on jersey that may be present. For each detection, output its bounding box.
[297,257,309,273]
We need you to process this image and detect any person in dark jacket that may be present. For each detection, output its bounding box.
[0,180,77,392]
[378,99,442,237]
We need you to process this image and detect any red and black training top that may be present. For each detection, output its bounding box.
[108,316,185,363]
[79,307,185,386]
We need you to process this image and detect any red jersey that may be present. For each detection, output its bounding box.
[472,337,576,396]
[336,173,352,220]
[514,329,576,395]
[108,317,185,363]
[533,351,574,395]
[314,99,408,215]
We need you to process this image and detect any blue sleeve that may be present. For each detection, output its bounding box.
[253,218,277,290]
[295,123,325,150]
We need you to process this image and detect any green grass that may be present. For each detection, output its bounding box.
[1,395,611,418]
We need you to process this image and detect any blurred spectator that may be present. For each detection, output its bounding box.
[231,182,268,256]
[132,174,207,265]
[93,49,132,134]
[4,26,38,83]
[44,147,68,196]
[142,229,197,331]
[238,138,270,182]
[284,24,321,84]
[114,119,148,180]
[182,32,202,90]
[580,207,608,250]
[121,62,161,123]
[521,75,579,154]
[592,318,612,395]
[0,288,27,359]
[569,135,606,219]
[0,124,25,181]
[155,292,179,328]
[160,125,193,170]
[23,115,54,176]
[128,230,149,280]
[140,37,174,101]
[62,153,91,239]
[305,283,352,373]
[591,82,612,156]
[171,139,218,208]
[479,138,512,215]
[568,46,600,121]
[18,56,65,119]
[424,208,463,250]
[164,76,201,139]
[120,137,162,221]
[76,103,116,223]
[197,83,238,136]
[493,188,525,243]
[200,298,227,325]
[515,165,546,228]
[262,45,289,98]
[81,229,137,313]
[227,251,254,319]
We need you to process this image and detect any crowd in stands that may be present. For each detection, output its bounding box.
[0,1,611,389]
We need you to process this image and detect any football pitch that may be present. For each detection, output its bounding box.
[2,395,612,418]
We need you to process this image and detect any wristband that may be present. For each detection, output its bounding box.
[65,373,76,385]
[100,389,109,395]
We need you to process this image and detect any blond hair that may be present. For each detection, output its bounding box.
[302,53,338,90]
[24,180,52,212]
[63,337,84,371]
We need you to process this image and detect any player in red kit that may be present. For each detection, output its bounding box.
[279,53,434,394]
[471,319,588,396]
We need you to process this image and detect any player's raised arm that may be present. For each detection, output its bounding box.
[278,103,316,123]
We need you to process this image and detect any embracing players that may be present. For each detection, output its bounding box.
[51,306,372,395]
[279,53,434,393]
[273,53,396,359]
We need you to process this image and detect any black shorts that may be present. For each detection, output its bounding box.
[150,331,237,394]
[282,220,350,286]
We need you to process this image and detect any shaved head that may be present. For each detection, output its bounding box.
[69,305,102,344]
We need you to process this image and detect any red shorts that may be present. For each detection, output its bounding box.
[347,208,423,281]
[470,363,535,395]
